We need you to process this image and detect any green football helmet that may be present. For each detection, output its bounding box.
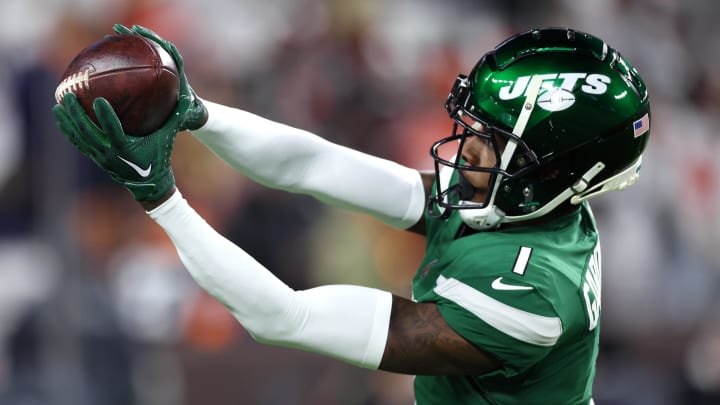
[429,27,651,230]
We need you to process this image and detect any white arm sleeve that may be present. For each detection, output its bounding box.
[191,100,426,229]
[148,190,393,369]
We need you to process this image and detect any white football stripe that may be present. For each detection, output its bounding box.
[434,275,562,346]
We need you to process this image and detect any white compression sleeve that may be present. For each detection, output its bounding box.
[191,100,426,229]
[148,190,393,369]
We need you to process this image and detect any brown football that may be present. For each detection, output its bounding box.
[55,34,180,136]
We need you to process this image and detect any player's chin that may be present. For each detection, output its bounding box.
[460,171,491,192]
[468,190,490,205]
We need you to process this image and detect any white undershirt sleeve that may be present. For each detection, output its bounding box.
[148,189,393,369]
[191,100,426,229]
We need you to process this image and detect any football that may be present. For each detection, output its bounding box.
[55,34,180,136]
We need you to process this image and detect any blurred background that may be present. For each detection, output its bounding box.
[0,0,719,404]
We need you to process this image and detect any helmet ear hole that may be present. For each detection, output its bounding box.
[537,166,561,182]
[498,157,579,215]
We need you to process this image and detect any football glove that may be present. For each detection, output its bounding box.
[53,93,177,201]
[52,24,208,201]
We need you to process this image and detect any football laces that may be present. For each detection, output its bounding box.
[55,69,91,103]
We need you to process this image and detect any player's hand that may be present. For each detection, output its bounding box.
[113,23,208,131]
[52,93,176,201]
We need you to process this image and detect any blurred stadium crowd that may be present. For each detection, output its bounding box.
[0,0,719,404]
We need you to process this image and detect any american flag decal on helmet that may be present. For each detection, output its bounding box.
[633,113,650,137]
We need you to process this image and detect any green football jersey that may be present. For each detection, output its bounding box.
[412,201,601,405]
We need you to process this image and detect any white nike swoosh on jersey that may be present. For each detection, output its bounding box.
[491,277,534,291]
[118,155,152,177]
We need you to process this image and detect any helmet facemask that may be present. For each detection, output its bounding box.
[428,74,543,230]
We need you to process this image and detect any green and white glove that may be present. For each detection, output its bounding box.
[54,92,177,201]
[52,24,207,202]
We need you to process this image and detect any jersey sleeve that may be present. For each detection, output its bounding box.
[433,274,563,377]
[192,101,426,229]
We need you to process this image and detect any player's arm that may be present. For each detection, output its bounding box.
[143,188,499,375]
[381,296,500,374]
[80,24,428,231]
[191,101,427,230]
[106,25,426,230]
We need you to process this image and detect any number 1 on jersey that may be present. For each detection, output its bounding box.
[512,246,533,276]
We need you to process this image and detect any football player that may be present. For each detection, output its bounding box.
[53,24,650,404]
